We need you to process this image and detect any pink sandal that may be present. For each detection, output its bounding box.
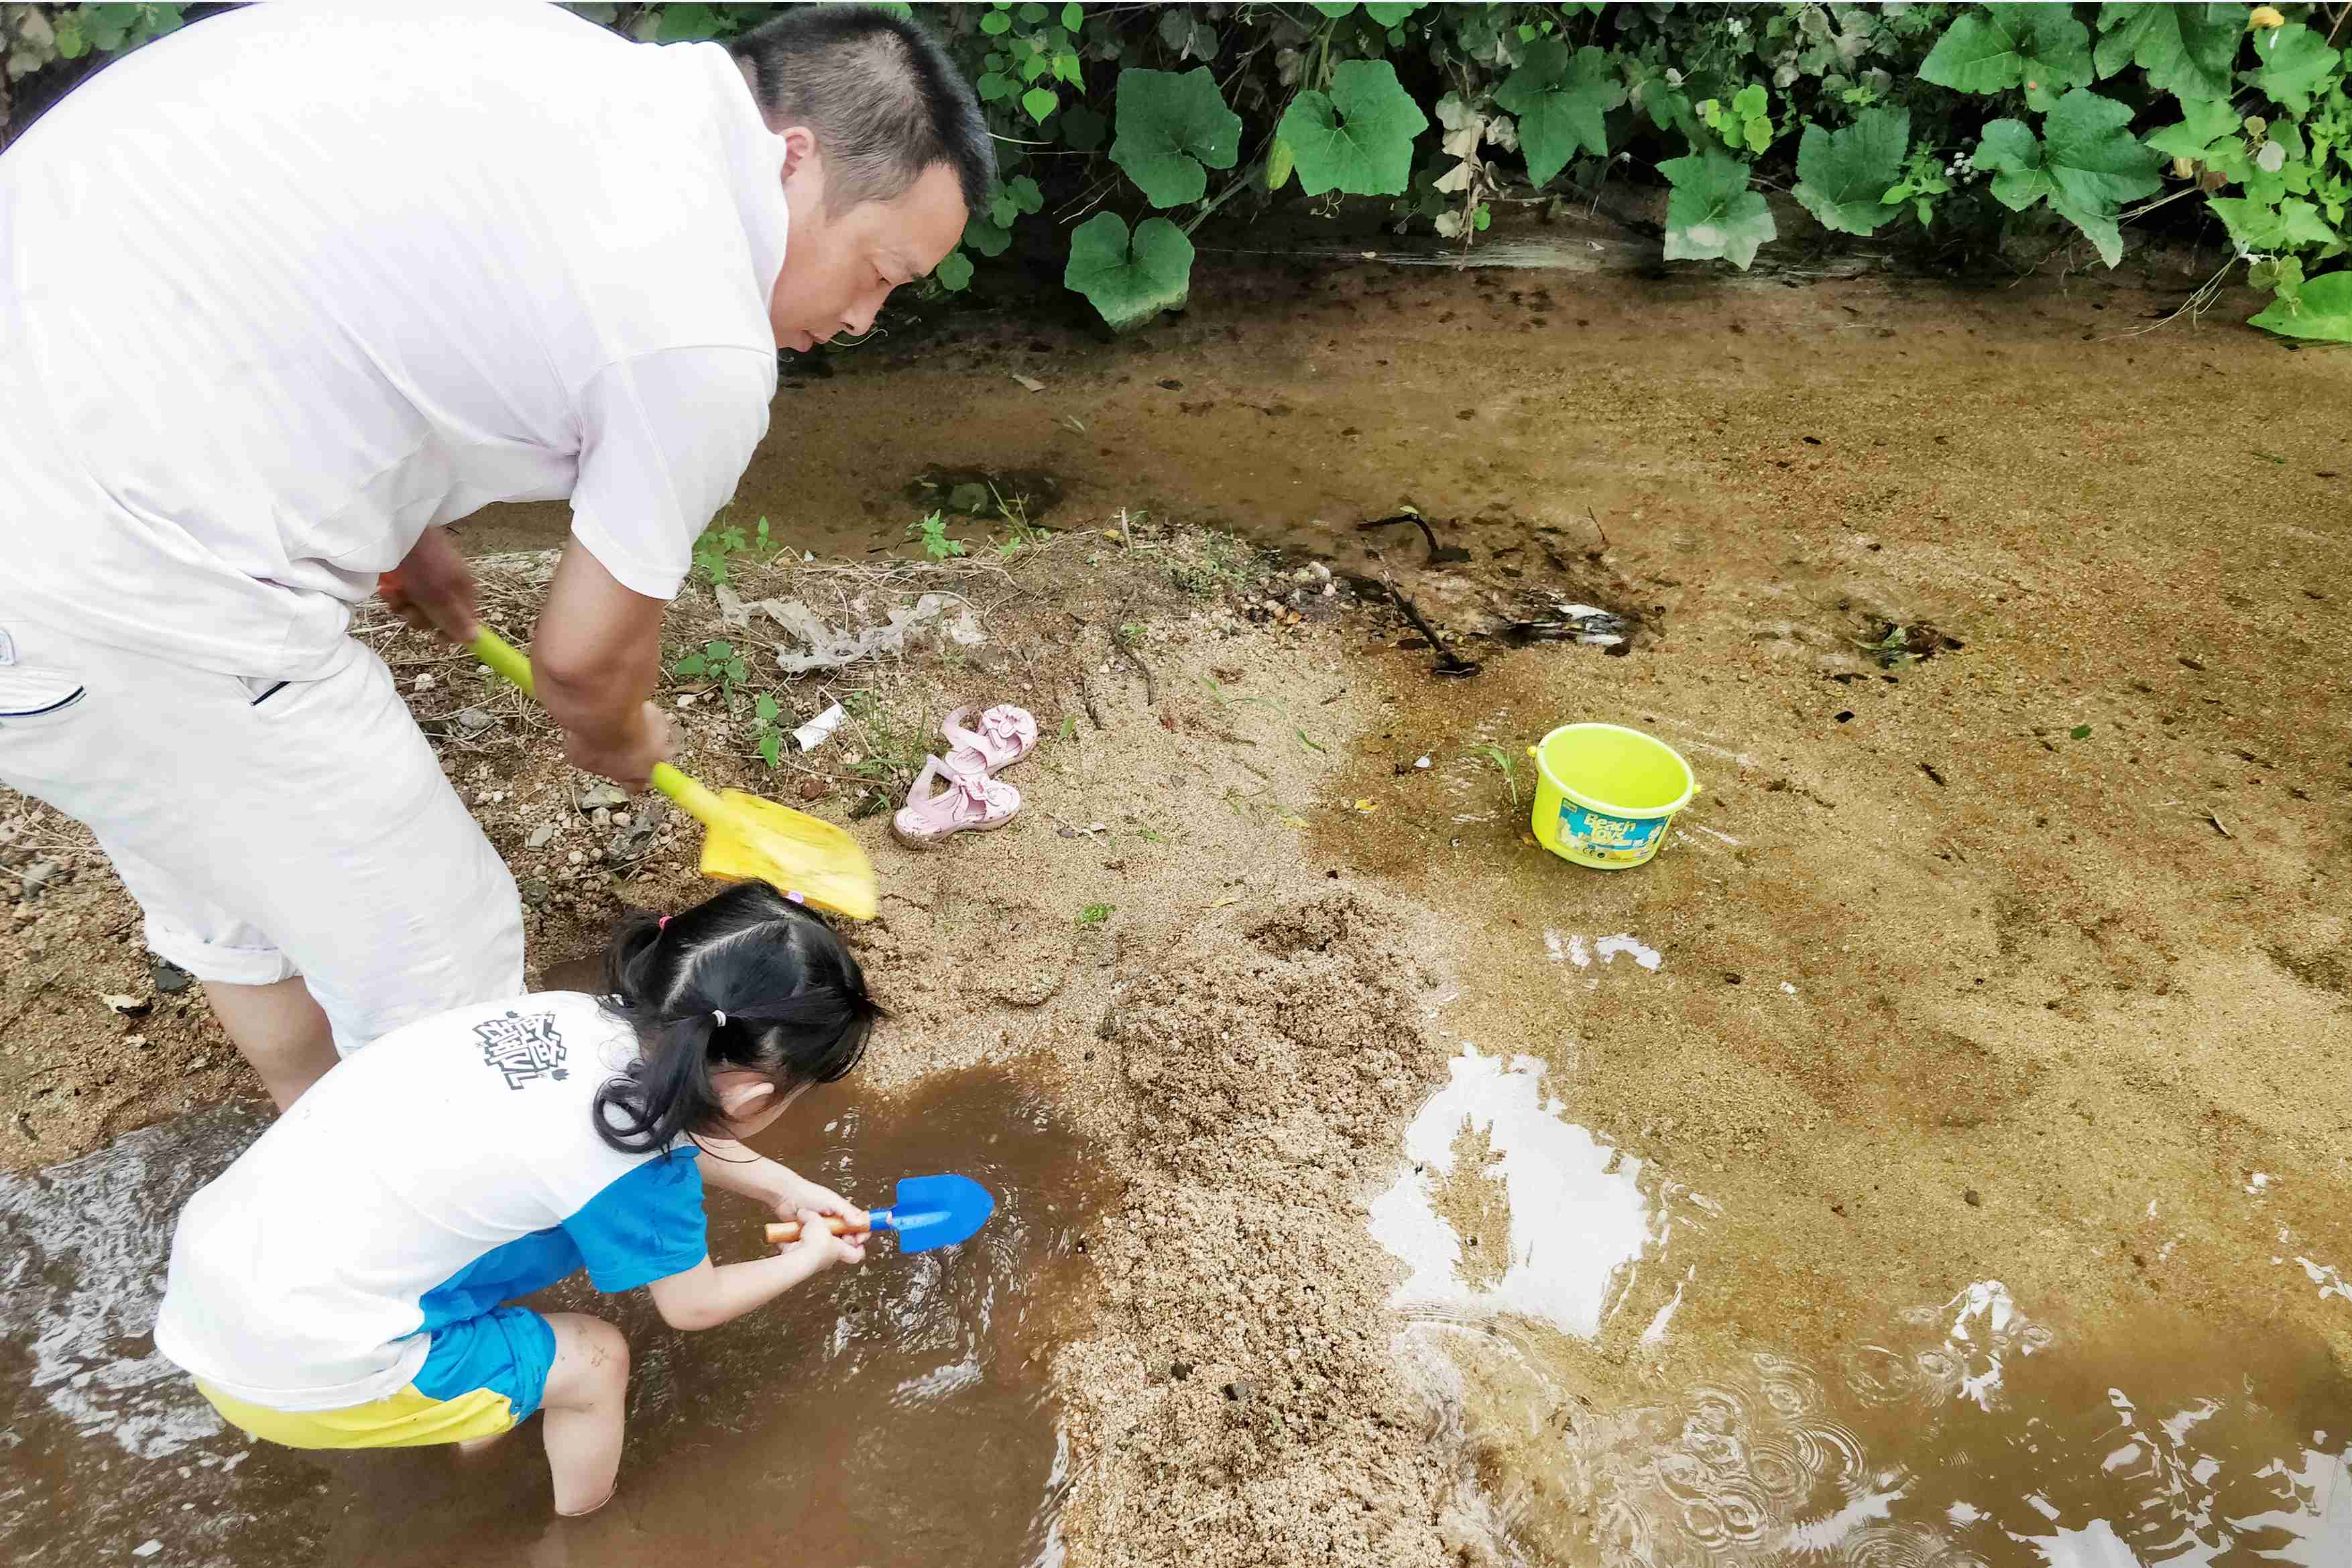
[892,755,1020,849]
[941,704,1039,776]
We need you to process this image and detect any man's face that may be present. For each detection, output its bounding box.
[770,149,966,353]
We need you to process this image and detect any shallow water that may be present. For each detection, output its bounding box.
[1374,1050,2352,1568]
[0,1063,1105,1566]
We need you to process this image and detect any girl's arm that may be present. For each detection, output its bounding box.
[696,1140,869,1230]
[644,1211,863,1331]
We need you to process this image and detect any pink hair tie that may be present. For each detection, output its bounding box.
[657,915,671,930]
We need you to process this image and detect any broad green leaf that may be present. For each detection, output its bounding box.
[1493,40,1624,185]
[2093,3,2240,102]
[756,728,782,768]
[1064,212,1195,330]
[1053,50,1083,87]
[991,194,1018,227]
[2145,96,2243,160]
[1022,85,1059,125]
[1731,84,1767,121]
[1661,150,1776,269]
[1277,59,1429,196]
[2208,195,2338,249]
[1364,3,1423,23]
[977,72,1015,105]
[2251,23,2341,116]
[1977,90,2162,265]
[934,250,974,291]
[1920,5,2093,109]
[963,214,1013,257]
[1110,67,1242,207]
[2249,265,2352,339]
[1309,2,1356,14]
[1007,174,1045,215]
[1062,1,1082,30]
[981,9,1011,35]
[1794,108,1911,235]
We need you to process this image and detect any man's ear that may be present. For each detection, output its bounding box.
[716,1077,778,1118]
[776,125,819,180]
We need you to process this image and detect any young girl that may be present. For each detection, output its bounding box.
[154,882,880,1516]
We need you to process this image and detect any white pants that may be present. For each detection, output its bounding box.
[0,618,522,1055]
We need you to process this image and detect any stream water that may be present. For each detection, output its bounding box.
[1373,1050,2352,1567]
[0,1062,1105,1566]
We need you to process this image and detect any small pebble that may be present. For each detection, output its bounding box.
[1963,1189,1983,1207]
[133,1542,162,1560]
[1414,756,1431,769]
[412,673,435,692]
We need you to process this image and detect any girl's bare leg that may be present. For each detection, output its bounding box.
[537,1313,629,1516]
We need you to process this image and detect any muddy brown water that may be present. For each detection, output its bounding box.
[0,1058,1106,1566]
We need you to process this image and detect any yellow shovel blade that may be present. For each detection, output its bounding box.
[697,789,878,920]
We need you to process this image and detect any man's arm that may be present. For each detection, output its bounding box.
[531,541,672,788]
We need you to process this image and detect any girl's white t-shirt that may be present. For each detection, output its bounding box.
[0,1,785,678]
[154,991,709,1412]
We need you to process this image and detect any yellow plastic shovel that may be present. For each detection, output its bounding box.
[469,629,877,920]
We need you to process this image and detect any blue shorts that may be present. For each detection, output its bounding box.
[411,1305,558,1422]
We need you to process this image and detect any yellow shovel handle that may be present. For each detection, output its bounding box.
[468,629,723,831]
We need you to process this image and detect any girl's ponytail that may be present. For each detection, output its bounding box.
[591,884,878,1154]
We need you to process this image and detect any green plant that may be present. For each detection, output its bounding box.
[1472,743,1522,806]
[1077,902,1115,925]
[909,510,969,562]
[19,3,2352,341]
[672,639,748,705]
[754,692,784,768]
[690,514,774,589]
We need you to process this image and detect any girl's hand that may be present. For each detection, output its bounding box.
[774,1175,870,1236]
[778,1208,864,1272]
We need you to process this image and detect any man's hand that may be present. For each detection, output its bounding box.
[560,701,672,791]
[377,526,479,644]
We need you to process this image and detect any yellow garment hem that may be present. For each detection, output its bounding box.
[196,1379,518,1450]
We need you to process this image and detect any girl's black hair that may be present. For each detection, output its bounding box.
[592,882,880,1154]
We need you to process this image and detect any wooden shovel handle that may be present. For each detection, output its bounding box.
[764,1217,856,1245]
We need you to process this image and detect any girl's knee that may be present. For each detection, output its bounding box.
[547,1315,629,1406]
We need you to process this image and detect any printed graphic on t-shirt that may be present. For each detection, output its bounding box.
[475,1010,567,1089]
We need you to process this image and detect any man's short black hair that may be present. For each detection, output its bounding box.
[729,5,992,218]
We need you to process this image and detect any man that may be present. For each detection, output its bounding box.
[0,3,987,1107]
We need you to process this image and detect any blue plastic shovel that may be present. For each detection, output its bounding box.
[763,1174,996,1255]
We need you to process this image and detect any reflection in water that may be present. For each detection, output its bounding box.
[1367,1048,1712,1339]
[1366,1057,2352,1568]
[0,1065,1105,1568]
[1578,1280,2352,1566]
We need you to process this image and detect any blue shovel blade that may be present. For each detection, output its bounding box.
[880,1174,996,1254]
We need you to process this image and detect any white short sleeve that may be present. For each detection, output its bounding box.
[569,345,777,600]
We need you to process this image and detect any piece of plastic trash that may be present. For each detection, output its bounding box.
[1500,602,1633,650]
[793,702,848,751]
[760,593,986,674]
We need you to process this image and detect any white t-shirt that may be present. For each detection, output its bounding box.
[154,991,711,1412]
[0,1,784,679]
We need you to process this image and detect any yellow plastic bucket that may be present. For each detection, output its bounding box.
[1527,723,1698,870]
